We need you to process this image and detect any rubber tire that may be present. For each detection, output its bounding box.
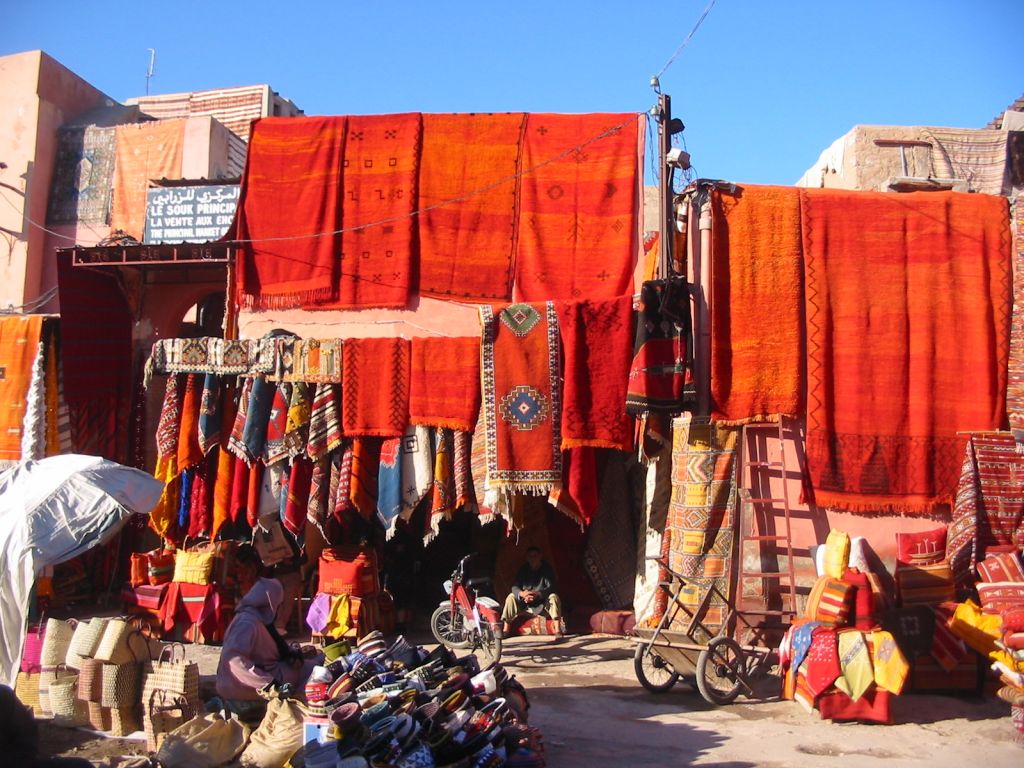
[633,642,680,693]
[430,605,469,649]
[475,621,503,664]
[696,636,744,705]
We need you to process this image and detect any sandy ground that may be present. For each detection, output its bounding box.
[37,632,1023,767]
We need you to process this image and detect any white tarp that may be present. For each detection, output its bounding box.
[0,454,164,687]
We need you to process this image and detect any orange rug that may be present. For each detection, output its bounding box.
[515,113,640,301]
[480,302,562,494]
[419,113,525,301]
[313,113,421,310]
[235,116,347,309]
[408,336,481,431]
[0,315,44,460]
[111,119,186,240]
[710,185,803,424]
[342,338,410,437]
[802,189,1012,513]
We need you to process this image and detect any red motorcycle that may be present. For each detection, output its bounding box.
[430,554,503,663]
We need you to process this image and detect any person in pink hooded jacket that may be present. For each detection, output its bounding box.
[216,577,317,711]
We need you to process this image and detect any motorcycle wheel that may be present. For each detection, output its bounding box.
[430,605,470,649]
[475,620,503,665]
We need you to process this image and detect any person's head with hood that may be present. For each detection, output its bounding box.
[237,577,284,625]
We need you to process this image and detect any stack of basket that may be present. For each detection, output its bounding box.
[65,617,149,735]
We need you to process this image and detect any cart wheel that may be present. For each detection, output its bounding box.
[633,643,680,693]
[696,636,744,705]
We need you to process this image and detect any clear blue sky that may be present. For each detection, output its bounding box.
[3,1,1021,185]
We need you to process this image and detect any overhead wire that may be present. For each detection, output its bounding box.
[653,0,717,81]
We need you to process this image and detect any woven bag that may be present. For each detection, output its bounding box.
[148,549,176,586]
[21,622,46,674]
[65,617,110,669]
[110,704,142,737]
[41,618,76,668]
[38,664,76,716]
[94,618,150,665]
[141,643,201,710]
[50,675,87,726]
[145,689,194,752]
[101,660,142,708]
[77,658,104,703]
[87,701,112,731]
[14,671,41,716]
[173,547,215,585]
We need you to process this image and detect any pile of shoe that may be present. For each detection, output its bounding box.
[298,631,545,767]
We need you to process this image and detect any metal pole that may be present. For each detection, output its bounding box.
[658,93,674,279]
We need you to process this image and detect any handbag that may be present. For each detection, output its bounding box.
[110,704,142,737]
[40,618,76,668]
[156,711,251,768]
[148,549,177,586]
[49,675,88,727]
[38,664,76,716]
[240,697,304,768]
[141,643,201,707]
[173,546,216,585]
[87,700,111,731]
[252,520,294,567]
[14,671,41,716]
[65,617,110,669]
[21,622,46,673]
[94,618,150,665]
[146,689,195,752]
[101,659,142,708]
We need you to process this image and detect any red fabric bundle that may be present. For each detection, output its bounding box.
[418,113,525,301]
[801,189,1011,513]
[284,458,313,537]
[515,113,640,301]
[314,113,421,309]
[408,336,481,431]
[229,455,250,524]
[842,568,875,631]
[235,117,347,309]
[556,296,633,451]
[817,687,891,724]
[342,338,410,437]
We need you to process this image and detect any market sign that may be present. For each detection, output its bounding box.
[144,184,240,244]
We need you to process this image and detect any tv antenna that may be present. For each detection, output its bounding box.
[145,49,156,95]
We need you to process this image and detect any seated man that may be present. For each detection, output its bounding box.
[216,577,319,720]
[501,546,563,634]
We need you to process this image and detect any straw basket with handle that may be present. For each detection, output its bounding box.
[146,689,194,752]
[65,617,110,669]
[110,704,142,737]
[141,643,200,705]
[50,674,87,726]
[14,671,41,716]
[40,618,76,669]
[38,663,76,716]
[87,700,111,731]
[94,617,151,665]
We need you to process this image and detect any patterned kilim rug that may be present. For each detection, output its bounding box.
[46,125,117,224]
[665,416,740,640]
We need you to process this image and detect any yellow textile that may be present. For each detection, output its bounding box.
[869,629,909,695]
[823,530,850,579]
[834,630,874,701]
[949,599,1015,668]
[324,594,351,639]
[149,454,179,538]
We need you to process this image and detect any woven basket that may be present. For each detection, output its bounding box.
[101,661,142,708]
[172,548,215,585]
[145,689,194,752]
[50,676,87,727]
[94,618,150,665]
[77,658,104,703]
[21,623,46,674]
[66,617,110,669]
[87,701,111,731]
[41,619,76,668]
[38,664,76,716]
[14,672,41,716]
[110,704,142,737]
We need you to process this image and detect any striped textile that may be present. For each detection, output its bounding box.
[1008,199,1024,448]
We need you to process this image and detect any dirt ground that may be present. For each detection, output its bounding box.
[37,632,1023,767]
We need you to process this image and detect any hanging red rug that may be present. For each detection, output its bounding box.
[480,302,562,495]
[408,336,481,432]
[342,338,410,437]
[802,189,1011,513]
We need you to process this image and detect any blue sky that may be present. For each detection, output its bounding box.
[3,1,1021,185]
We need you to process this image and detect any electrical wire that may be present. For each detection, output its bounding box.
[654,0,717,80]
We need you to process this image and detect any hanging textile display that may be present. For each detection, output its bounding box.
[307,456,330,534]
[197,374,223,456]
[625,276,689,415]
[1007,201,1024,448]
[709,184,803,424]
[331,443,355,520]
[583,453,636,609]
[408,336,481,432]
[418,112,525,301]
[47,125,117,225]
[234,117,347,309]
[0,315,44,460]
[665,416,740,639]
[313,113,422,310]
[284,383,312,457]
[151,375,184,538]
[20,339,47,462]
[480,302,563,498]
[342,338,410,437]
[547,447,598,529]
[557,296,634,451]
[149,337,276,377]
[515,113,640,302]
[263,383,292,466]
[948,433,1024,585]
[349,439,381,521]
[276,338,343,383]
[400,425,433,516]
[427,428,456,542]
[377,437,403,533]
[210,446,234,540]
[111,119,186,240]
[176,374,204,472]
[284,459,313,537]
[306,383,344,460]
[453,430,476,512]
[801,189,1011,513]
[237,377,275,465]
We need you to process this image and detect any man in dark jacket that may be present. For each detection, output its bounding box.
[501,546,563,633]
